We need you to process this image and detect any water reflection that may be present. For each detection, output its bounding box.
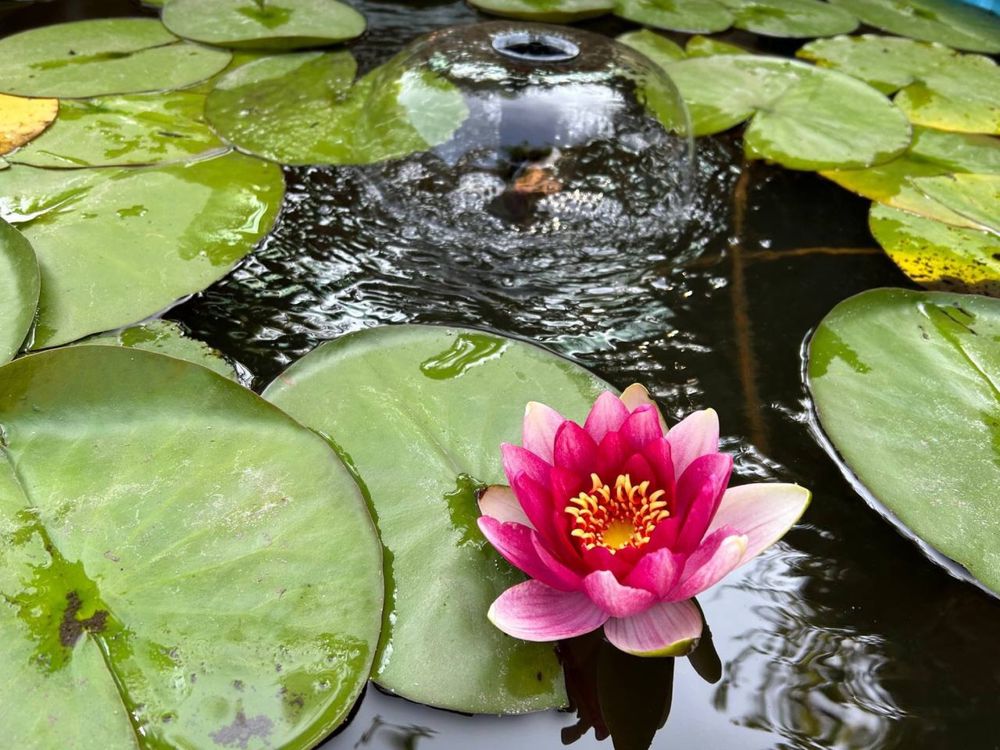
[354,714,436,749]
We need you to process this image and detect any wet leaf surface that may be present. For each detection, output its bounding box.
[77,319,242,381]
[615,0,855,36]
[8,91,225,168]
[0,18,231,98]
[0,219,39,363]
[0,345,383,749]
[468,0,614,22]
[869,204,1000,296]
[0,152,283,348]
[204,51,468,165]
[827,0,1000,53]
[911,174,1000,236]
[808,288,1000,594]
[650,53,910,169]
[161,0,366,50]
[264,325,612,714]
[0,94,58,156]
[615,0,733,34]
[799,35,1000,135]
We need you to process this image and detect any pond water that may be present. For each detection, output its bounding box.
[5,1,999,749]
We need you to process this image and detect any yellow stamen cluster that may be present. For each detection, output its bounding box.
[565,473,669,553]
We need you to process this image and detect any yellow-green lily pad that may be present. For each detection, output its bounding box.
[468,0,614,22]
[161,0,366,50]
[799,35,1000,134]
[869,204,1000,296]
[808,288,1000,594]
[615,0,733,34]
[0,345,383,748]
[911,174,1000,236]
[0,19,232,98]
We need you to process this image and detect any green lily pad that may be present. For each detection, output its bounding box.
[617,29,687,64]
[798,35,1000,135]
[659,54,910,169]
[823,127,1000,229]
[870,204,1000,296]
[685,34,748,57]
[722,0,857,37]
[0,152,283,348]
[0,345,383,748]
[205,52,469,166]
[808,288,1000,594]
[8,91,225,168]
[615,0,733,34]
[162,0,366,50]
[0,220,39,363]
[79,320,241,381]
[0,19,232,98]
[827,0,1000,54]
[264,325,612,713]
[468,0,614,22]
[911,174,1000,236]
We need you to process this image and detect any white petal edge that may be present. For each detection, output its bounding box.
[705,483,812,566]
[479,484,532,528]
[604,599,704,657]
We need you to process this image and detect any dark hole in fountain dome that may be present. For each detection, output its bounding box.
[355,21,695,255]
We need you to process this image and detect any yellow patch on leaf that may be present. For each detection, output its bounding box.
[0,94,58,155]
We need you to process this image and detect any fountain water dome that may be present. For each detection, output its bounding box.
[357,22,696,253]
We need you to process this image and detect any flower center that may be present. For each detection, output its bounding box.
[565,473,669,553]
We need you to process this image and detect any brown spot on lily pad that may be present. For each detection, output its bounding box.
[59,591,109,647]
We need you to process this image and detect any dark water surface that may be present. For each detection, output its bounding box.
[5,1,1000,749]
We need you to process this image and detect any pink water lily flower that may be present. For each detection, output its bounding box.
[478,385,810,657]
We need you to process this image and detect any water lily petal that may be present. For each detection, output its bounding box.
[479,484,532,528]
[604,599,703,657]
[666,408,719,478]
[553,420,598,475]
[523,401,565,463]
[623,547,685,598]
[488,580,609,642]
[511,472,560,542]
[707,483,811,566]
[669,527,747,601]
[673,453,734,552]
[620,404,664,451]
[478,516,580,591]
[531,533,586,589]
[583,391,630,443]
[502,443,551,487]
[640,437,676,495]
[595,429,630,480]
[619,383,656,413]
[583,569,658,618]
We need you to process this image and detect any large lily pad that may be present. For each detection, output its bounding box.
[869,204,1000,296]
[807,288,1000,594]
[0,345,383,748]
[8,92,225,168]
[827,0,1000,54]
[822,127,1000,229]
[617,29,687,64]
[0,152,283,348]
[162,0,366,50]
[0,94,58,155]
[79,319,241,381]
[656,54,910,169]
[615,0,732,34]
[615,0,854,36]
[264,325,612,713]
[0,19,232,98]
[468,0,614,22]
[205,52,469,166]
[799,35,1000,135]
[0,220,39,363]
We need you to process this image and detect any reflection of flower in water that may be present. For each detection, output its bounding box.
[710,545,900,749]
[354,715,435,750]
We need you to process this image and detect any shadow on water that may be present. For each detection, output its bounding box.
[4,0,1000,748]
